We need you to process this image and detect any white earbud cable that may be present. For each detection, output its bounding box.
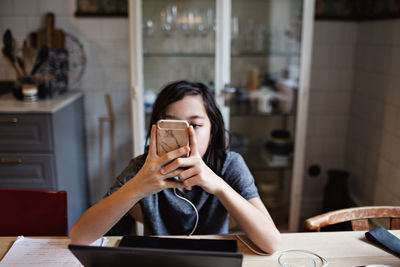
[235,234,329,266]
[173,188,199,236]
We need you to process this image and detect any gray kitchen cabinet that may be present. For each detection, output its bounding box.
[0,92,88,230]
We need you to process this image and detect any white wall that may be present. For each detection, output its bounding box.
[0,0,132,204]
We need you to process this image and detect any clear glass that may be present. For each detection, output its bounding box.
[278,252,316,267]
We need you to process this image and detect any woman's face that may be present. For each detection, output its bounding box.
[164,95,211,157]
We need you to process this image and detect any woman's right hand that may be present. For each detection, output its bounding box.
[128,124,189,198]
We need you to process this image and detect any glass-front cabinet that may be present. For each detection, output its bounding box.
[128,0,315,231]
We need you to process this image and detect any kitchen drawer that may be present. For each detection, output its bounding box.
[0,153,56,189]
[0,114,53,152]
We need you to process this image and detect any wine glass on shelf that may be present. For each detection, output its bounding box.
[197,12,207,37]
[160,5,177,37]
[143,19,156,38]
[142,18,156,53]
[231,16,239,39]
[243,18,256,53]
[178,10,194,38]
[190,10,200,37]
[254,26,266,53]
[198,8,213,38]
[231,16,240,55]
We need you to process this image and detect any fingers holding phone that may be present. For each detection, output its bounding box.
[187,125,200,156]
[132,123,187,196]
[158,123,200,179]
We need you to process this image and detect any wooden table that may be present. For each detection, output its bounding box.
[0,231,399,267]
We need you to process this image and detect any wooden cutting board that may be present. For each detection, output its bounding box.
[27,12,69,96]
[29,13,65,50]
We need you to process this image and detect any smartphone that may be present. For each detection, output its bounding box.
[156,119,189,156]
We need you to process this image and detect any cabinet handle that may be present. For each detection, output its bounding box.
[0,157,23,164]
[0,117,19,124]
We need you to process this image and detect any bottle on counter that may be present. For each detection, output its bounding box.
[22,84,38,102]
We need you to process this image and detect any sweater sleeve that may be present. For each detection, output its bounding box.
[106,154,146,196]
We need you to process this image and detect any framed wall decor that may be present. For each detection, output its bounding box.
[315,0,400,20]
[75,0,128,17]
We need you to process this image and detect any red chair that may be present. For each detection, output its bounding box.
[0,189,67,236]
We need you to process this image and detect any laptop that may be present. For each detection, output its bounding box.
[68,236,243,267]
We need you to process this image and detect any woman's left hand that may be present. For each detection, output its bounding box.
[160,126,225,195]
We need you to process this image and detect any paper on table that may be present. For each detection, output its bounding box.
[0,236,109,266]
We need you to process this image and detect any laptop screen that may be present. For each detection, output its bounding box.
[118,236,238,252]
[69,243,243,267]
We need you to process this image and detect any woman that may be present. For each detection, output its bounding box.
[70,81,281,253]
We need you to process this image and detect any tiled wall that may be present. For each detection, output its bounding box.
[303,19,400,219]
[346,19,400,207]
[0,0,132,204]
[302,21,357,218]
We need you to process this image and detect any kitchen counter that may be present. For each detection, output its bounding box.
[0,91,88,228]
[0,91,83,113]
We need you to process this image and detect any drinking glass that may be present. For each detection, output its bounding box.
[143,19,156,38]
[243,18,255,52]
[178,10,193,38]
[278,252,316,267]
[231,16,240,54]
[198,8,214,38]
[160,5,177,37]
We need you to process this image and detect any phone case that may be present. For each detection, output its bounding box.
[156,120,189,156]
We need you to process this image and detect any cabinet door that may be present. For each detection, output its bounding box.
[142,0,217,126]
[0,114,53,152]
[0,153,56,189]
[129,0,219,155]
[228,0,314,231]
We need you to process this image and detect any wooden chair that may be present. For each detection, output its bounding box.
[304,206,400,231]
[98,93,115,196]
[0,189,68,236]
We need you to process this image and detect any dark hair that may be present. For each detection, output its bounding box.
[146,80,226,175]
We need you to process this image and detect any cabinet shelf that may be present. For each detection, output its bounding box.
[143,51,299,58]
[144,52,214,58]
[239,146,292,172]
[230,111,296,117]
[146,110,295,121]
[231,51,299,57]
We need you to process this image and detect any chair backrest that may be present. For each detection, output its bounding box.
[0,189,67,236]
[304,206,400,231]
